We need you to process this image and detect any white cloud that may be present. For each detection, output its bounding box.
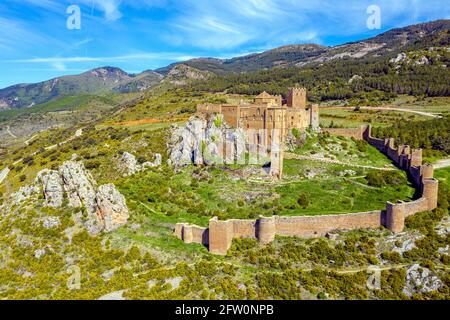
[51,61,67,71]
[77,0,123,21]
[5,52,198,64]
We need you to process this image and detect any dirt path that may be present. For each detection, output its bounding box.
[285,152,396,171]
[8,128,83,171]
[434,158,450,169]
[0,167,10,184]
[359,106,442,118]
[6,125,17,139]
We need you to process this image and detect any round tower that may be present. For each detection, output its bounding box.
[421,164,434,180]
[410,149,423,168]
[258,216,277,245]
[386,201,405,233]
[422,179,439,211]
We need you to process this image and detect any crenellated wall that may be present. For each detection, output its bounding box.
[174,124,439,255]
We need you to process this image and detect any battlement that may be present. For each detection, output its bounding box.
[287,86,307,109]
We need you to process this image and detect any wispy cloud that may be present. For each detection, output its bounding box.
[77,0,122,21]
[5,52,197,63]
[0,17,58,52]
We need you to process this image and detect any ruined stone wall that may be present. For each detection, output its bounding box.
[221,105,240,127]
[197,104,223,115]
[174,223,209,245]
[310,106,320,130]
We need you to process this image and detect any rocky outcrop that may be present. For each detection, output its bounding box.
[119,152,162,177]
[10,161,129,234]
[96,184,129,232]
[11,185,39,205]
[167,115,245,167]
[403,264,443,296]
[36,169,64,207]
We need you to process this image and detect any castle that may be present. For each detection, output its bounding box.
[174,125,439,255]
[198,87,319,143]
[197,86,319,178]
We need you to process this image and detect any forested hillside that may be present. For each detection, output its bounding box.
[372,116,450,158]
[189,45,450,103]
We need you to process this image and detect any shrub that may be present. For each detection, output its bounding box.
[297,193,309,209]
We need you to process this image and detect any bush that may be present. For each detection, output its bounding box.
[365,170,406,187]
[297,193,309,209]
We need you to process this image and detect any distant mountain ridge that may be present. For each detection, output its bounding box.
[0,19,449,110]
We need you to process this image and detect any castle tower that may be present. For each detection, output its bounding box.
[421,163,434,180]
[209,217,233,256]
[410,149,423,168]
[422,179,439,211]
[310,105,320,130]
[258,216,277,244]
[287,86,306,109]
[269,127,284,179]
[386,201,405,233]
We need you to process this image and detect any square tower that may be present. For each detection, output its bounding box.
[287,87,306,109]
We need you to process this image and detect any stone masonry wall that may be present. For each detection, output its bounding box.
[174,124,439,255]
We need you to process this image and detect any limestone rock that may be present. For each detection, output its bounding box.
[11,185,39,204]
[9,160,129,235]
[390,52,408,64]
[415,56,429,65]
[153,153,162,166]
[119,152,163,176]
[96,184,129,232]
[403,264,442,296]
[168,115,245,167]
[36,169,64,207]
[42,216,61,229]
[120,152,140,176]
[34,249,46,259]
[348,75,363,84]
[59,161,97,213]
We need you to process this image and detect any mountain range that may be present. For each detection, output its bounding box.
[0,19,449,110]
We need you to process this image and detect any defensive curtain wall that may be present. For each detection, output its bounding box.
[174,125,439,255]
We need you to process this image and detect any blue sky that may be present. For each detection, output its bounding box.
[0,0,449,88]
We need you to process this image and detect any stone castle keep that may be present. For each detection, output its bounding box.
[174,124,439,255]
